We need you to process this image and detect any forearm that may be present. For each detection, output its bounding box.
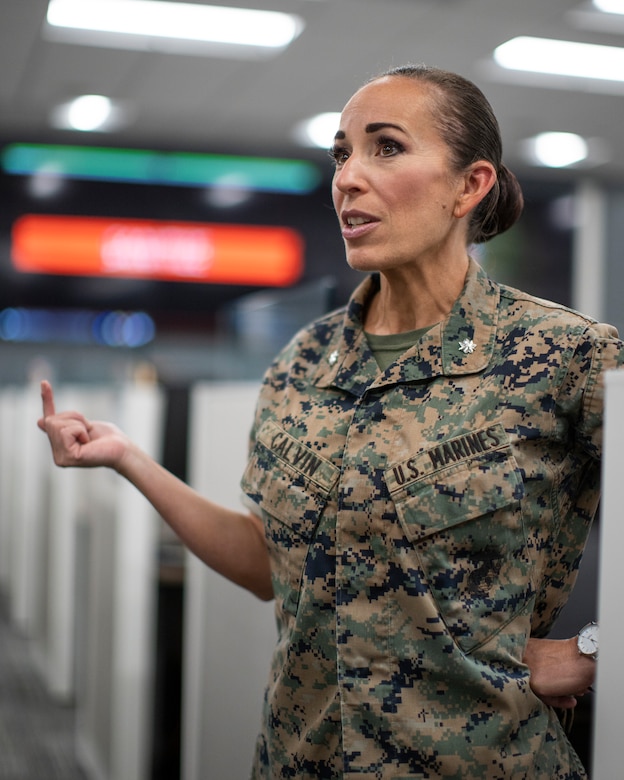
[116,443,273,600]
[39,380,273,599]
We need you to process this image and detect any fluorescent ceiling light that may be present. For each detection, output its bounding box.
[50,94,130,132]
[67,95,112,131]
[593,0,624,13]
[520,132,609,169]
[46,0,304,56]
[294,112,341,149]
[532,132,588,168]
[494,36,624,82]
[53,95,112,131]
[567,2,624,36]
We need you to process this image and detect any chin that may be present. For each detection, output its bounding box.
[346,254,401,276]
[345,251,384,273]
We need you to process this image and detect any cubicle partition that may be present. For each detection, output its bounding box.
[0,378,278,780]
[0,387,20,606]
[183,382,276,780]
[593,370,624,779]
[2,383,52,644]
[0,381,164,780]
[41,387,117,704]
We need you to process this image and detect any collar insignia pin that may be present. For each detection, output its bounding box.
[458,338,477,355]
[328,349,339,366]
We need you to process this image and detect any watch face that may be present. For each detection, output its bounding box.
[578,623,599,656]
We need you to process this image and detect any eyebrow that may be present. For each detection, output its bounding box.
[365,122,405,134]
[333,122,405,141]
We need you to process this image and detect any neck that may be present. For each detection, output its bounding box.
[364,255,470,335]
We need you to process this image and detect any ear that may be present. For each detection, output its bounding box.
[453,161,497,219]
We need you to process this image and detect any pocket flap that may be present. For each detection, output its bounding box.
[386,424,524,542]
[241,420,339,541]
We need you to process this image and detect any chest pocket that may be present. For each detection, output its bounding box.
[241,420,339,617]
[386,425,532,653]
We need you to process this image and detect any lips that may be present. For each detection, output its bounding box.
[341,210,379,240]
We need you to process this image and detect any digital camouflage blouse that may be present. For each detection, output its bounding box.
[241,259,624,779]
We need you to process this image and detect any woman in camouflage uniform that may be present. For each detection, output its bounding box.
[40,66,622,778]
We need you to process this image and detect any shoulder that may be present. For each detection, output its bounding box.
[496,280,620,343]
[259,304,347,390]
[278,305,347,363]
[493,281,624,420]
[249,305,349,436]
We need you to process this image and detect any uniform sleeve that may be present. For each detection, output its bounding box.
[531,324,624,637]
[554,323,623,459]
[577,329,624,457]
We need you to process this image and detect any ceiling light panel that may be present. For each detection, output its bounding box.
[51,95,112,131]
[532,132,588,168]
[593,0,624,13]
[294,112,341,149]
[494,36,624,82]
[45,0,305,58]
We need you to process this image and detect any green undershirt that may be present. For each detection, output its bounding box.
[365,326,432,372]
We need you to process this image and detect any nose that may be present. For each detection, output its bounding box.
[332,154,367,195]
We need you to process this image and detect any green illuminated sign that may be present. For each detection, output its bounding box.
[2,143,321,195]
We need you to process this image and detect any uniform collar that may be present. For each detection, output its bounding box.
[314,258,500,395]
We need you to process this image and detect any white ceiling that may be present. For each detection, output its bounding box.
[2,0,624,183]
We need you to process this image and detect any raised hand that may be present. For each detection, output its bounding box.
[38,380,129,470]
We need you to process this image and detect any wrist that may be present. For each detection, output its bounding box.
[113,437,144,477]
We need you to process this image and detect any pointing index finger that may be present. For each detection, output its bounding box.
[40,380,56,418]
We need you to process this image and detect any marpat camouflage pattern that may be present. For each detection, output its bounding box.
[241,259,624,779]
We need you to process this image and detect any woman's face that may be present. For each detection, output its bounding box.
[331,76,469,275]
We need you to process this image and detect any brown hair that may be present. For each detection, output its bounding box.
[374,64,524,244]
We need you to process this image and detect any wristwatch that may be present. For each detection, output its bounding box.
[577,621,599,660]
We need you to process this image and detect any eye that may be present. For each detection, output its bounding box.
[377,136,404,157]
[329,146,350,167]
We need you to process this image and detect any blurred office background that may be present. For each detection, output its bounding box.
[1,0,623,777]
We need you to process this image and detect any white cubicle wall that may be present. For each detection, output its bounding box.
[184,382,276,780]
[0,378,275,780]
[111,384,164,780]
[0,381,163,780]
[1,383,53,642]
[72,384,164,780]
[0,389,12,599]
[44,387,116,704]
[593,370,624,779]
[0,387,20,605]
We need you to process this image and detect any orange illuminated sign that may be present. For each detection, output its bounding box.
[11,214,304,286]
